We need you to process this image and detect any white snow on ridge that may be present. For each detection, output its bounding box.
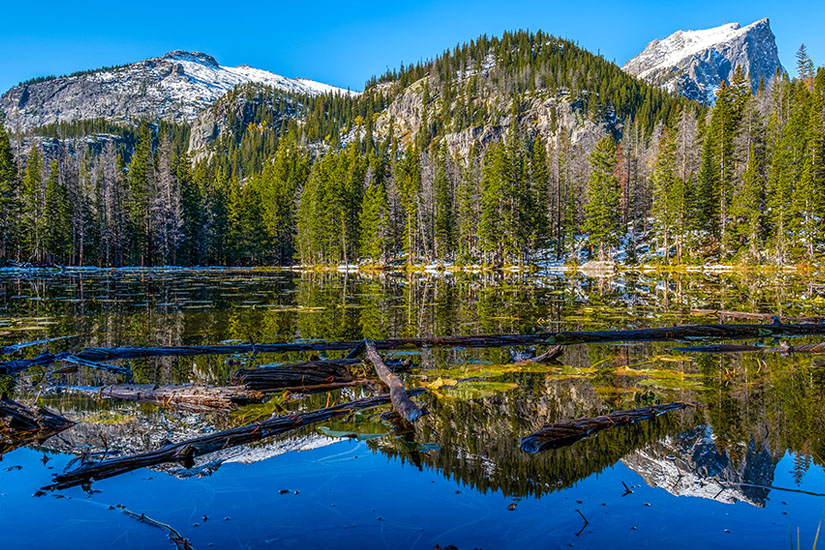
[1,50,359,130]
[628,19,767,79]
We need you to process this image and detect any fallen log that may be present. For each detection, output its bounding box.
[232,359,357,391]
[44,389,424,490]
[1,396,75,456]
[364,340,424,423]
[7,322,825,376]
[55,384,265,412]
[520,402,704,453]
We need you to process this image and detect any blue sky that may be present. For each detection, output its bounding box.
[1,0,822,92]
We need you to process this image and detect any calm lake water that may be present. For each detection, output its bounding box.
[2,268,825,549]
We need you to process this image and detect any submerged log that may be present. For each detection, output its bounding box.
[58,384,265,411]
[690,309,824,323]
[0,335,79,356]
[673,344,765,353]
[232,359,357,391]
[44,390,424,491]
[58,354,132,377]
[675,341,825,355]
[364,340,424,423]
[533,345,564,363]
[6,322,825,376]
[1,396,75,456]
[520,402,703,453]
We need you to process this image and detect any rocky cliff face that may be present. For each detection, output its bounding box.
[0,50,355,132]
[371,66,614,161]
[187,83,300,155]
[623,18,784,103]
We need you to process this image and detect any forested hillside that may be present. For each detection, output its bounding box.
[1,31,822,267]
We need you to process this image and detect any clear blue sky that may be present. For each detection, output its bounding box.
[2,0,822,93]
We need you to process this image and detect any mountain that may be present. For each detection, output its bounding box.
[189,30,696,161]
[0,50,356,132]
[622,18,784,103]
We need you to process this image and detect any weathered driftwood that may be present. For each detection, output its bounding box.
[7,322,825,376]
[59,384,265,411]
[690,309,823,323]
[520,402,703,453]
[232,359,357,391]
[364,340,424,423]
[44,390,424,490]
[1,396,75,455]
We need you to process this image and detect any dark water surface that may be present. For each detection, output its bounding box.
[2,268,825,549]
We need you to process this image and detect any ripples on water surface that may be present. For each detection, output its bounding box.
[2,268,825,549]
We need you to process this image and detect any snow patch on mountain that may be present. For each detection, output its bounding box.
[0,50,357,131]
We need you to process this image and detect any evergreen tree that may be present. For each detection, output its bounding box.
[583,136,621,260]
[21,146,45,263]
[651,128,686,262]
[43,160,71,262]
[0,126,18,260]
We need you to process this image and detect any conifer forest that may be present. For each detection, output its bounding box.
[3,31,823,268]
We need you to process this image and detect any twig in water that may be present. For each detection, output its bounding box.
[121,508,193,550]
[622,481,633,496]
[575,509,589,537]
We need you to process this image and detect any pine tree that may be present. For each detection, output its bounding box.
[583,136,621,260]
[127,123,154,265]
[433,144,454,258]
[478,140,507,263]
[651,127,686,262]
[396,144,421,264]
[731,145,766,261]
[21,146,45,263]
[359,157,389,261]
[0,126,18,260]
[43,160,71,262]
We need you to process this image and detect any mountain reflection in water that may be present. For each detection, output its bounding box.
[2,268,825,549]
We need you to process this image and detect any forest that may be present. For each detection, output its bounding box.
[0,31,822,268]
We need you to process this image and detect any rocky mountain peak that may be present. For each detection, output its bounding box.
[623,18,784,103]
[161,50,220,67]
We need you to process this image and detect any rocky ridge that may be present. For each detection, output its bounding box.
[0,50,356,132]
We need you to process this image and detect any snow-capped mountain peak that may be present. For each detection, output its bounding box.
[623,18,784,103]
[0,50,358,131]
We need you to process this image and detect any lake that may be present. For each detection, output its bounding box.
[1,267,824,549]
